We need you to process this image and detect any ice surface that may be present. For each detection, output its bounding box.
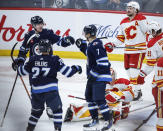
[0,57,157,131]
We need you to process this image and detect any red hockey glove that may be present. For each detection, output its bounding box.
[137,70,147,84]
[104,42,115,53]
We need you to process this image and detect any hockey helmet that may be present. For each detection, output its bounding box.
[38,39,52,53]
[127,1,140,11]
[30,16,44,27]
[148,21,162,35]
[83,24,97,36]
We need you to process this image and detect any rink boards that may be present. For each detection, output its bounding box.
[0,8,163,61]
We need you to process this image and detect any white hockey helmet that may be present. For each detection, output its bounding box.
[127,1,140,11]
[148,21,161,35]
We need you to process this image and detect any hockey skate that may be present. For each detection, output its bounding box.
[55,127,61,131]
[83,118,100,131]
[100,120,113,131]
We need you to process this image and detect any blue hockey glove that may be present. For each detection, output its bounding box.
[75,38,86,48]
[65,36,75,45]
[12,57,25,71]
[72,65,82,74]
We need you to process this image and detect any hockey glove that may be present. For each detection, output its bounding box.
[104,42,115,53]
[137,70,147,84]
[12,57,25,71]
[65,36,75,45]
[72,65,82,74]
[75,38,87,48]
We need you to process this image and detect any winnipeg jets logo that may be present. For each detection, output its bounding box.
[93,42,98,46]
[33,43,42,56]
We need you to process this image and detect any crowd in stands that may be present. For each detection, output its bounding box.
[0,0,163,14]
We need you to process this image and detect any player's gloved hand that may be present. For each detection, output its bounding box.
[72,65,82,74]
[75,38,87,48]
[137,70,147,84]
[65,36,75,45]
[12,58,25,71]
[104,42,115,53]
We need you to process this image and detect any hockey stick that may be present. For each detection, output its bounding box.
[0,73,18,127]
[114,46,146,50]
[69,95,156,118]
[130,103,155,113]
[11,42,31,100]
[68,95,85,100]
[134,104,163,131]
[82,37,107,41]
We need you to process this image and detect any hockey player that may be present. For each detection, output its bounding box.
[137,21,163,131]
[11,15,75,119]
[64,69,134,124]
[105,1,149,101]
[17,39,82,131]
[12,15,75,70]
[75,24,113,131]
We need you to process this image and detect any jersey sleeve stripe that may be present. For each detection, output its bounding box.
[97,74,112,81]
[90,70,99,77]
[59,65,67,73]
[97,63,109,66]
[96,57,108,62]
[56,37,62,46]
[65,67,72,77]
[18,66,28,76]
[22,65,29,75]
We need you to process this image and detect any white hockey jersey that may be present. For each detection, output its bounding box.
[154,58,163,89]
[141,33,163,87]
[114,14,148,54]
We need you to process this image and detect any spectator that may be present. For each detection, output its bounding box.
[107,0,129,11]
[142,0,160,13]
[92,0,108,10]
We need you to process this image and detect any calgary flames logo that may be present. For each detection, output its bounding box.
[125,25,137,40]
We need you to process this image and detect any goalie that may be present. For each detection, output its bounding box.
[64,69,135,124]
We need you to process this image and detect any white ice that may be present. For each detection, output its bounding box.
[0,56,157,131]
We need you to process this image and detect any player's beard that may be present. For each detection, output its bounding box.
[127,11,134,17]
